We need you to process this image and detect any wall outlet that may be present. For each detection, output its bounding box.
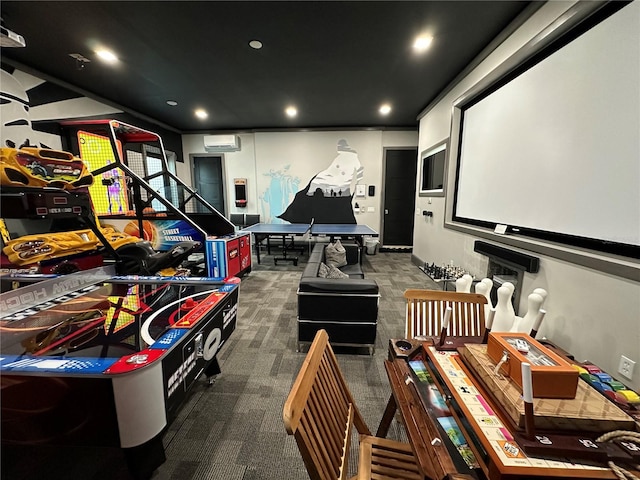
[618,355,636,380]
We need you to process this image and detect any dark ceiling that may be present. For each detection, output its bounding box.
[1,1,533,133]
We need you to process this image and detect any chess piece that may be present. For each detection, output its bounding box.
[511,293,544,333]
[475,278,494,318]
[491,285,515,332]
[462,274,473,292]
[474,281,487,295]
[455,274,472,293]
[502,281,515,298]
[532,288,548,307]
[482,278,495,305]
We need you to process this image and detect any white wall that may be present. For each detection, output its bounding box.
[414,1,640,390]
[182,130,418,233]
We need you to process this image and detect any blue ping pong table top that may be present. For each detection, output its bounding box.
[241,222,378,236]
[311,223,378,236]
[241,223,311,234]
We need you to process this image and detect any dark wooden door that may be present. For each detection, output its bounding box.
[193,155,225,214]
[382,148,418,247]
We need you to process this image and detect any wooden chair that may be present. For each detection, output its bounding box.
[283,329,421,480]
[404,289,487,339]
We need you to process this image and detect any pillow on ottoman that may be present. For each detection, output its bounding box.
[324,239,347,267]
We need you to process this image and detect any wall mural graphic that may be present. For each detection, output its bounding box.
[276,139,363,224]
[1,67,121,149]
[1,69,35,148]
[259,165,301,224]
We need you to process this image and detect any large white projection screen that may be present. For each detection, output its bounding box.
[455,2,639,249]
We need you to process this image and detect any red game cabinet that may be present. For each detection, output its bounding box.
[205,233,251,278]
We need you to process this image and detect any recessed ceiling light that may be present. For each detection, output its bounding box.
[413,35,433,52]
[166,100,178,106]
[285,106,298,118]
[95,48,118,63]
[249,40,263,50]
[195,109,208,119]
[379,104,392,115]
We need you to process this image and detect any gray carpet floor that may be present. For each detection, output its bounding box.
[1,248,437,480]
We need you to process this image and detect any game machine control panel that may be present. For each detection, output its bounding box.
[0,266,240,479]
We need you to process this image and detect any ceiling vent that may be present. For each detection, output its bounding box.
[204,134,240,152]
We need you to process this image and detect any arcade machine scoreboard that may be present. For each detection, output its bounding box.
[0,267,239,478]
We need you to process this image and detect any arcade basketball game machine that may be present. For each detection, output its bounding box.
[0,122,245,478]
[58,119,252,279]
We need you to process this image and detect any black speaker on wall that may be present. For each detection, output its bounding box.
[474,241,540,273]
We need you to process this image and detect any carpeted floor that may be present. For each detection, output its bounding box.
[1,248,438,480]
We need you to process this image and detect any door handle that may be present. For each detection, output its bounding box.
[385,209,389,214]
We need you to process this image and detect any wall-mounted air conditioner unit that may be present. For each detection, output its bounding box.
[204,134,241,152]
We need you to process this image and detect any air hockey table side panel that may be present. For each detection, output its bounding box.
[1,280,239,451]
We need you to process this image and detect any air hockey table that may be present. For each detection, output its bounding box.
[0,266,239,479]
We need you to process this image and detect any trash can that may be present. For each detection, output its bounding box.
[365,238,379,255]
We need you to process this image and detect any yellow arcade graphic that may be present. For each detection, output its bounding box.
[106,285,140,333]
[0,219,10,244]
[77,130,129,216]
[0,146,93,190]
[2,227,138,266]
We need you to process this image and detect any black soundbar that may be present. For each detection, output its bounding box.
[474,241,539,273]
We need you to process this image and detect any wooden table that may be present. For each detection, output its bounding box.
[378,341,638,480]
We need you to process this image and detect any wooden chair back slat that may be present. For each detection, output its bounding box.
[284,330,371,480]
[404,289,487,339]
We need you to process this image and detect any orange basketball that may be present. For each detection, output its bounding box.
[124,220,156,243]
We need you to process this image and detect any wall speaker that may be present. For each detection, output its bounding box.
[474,241,539,273]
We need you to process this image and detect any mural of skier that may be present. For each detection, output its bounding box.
[278,139,363,224]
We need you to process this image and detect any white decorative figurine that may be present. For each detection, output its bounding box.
[491,284,516,332]
[510,292,544,333]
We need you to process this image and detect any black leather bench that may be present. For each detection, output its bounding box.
[296,242,379,353]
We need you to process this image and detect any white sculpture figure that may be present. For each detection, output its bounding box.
[491,285,516,332]
[510,293,544,333]
[455,274,473,293]
[475,277,494,318]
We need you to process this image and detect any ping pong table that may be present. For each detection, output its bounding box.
[241,222,378,265]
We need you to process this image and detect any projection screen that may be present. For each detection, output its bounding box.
[453,1,639,258]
